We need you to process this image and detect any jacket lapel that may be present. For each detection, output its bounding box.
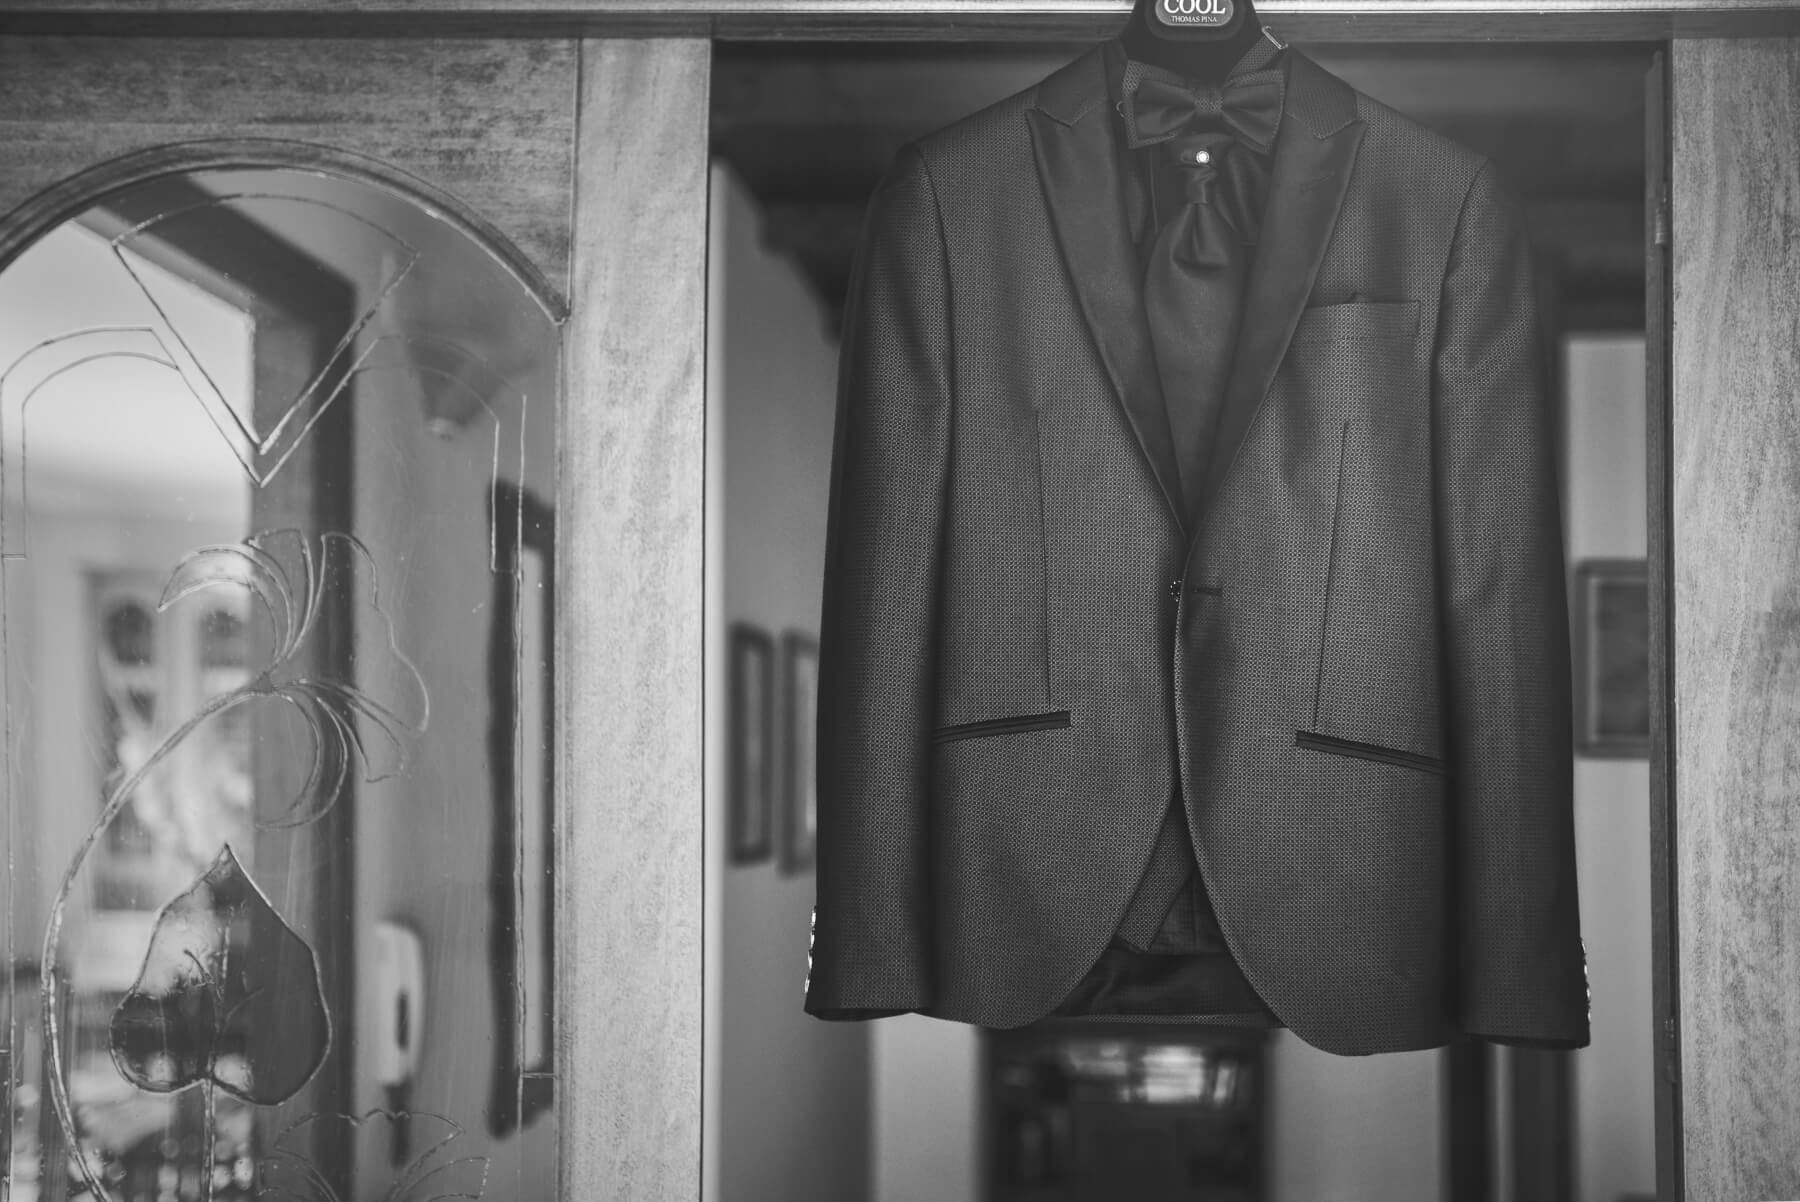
[1027,48,1188,533]
[1196,51,1367,525]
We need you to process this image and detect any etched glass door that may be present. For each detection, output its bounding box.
[1,163,561,1201]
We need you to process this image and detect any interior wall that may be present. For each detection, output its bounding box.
[1267,1041,1442,1202]
[874,1017,979,1202]
[1562,333,1654,1202]
[708,163,872,1202]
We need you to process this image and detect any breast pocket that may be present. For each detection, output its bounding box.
[1288,299,1421,349]
[1281,300,1426,430]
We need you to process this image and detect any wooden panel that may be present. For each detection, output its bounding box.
[3,0,1800,40]
[1671,37,1800,1202]
[0,37,576,293]
[558,36,709,1200]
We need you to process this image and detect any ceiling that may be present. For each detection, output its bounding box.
[712,40,1653,332]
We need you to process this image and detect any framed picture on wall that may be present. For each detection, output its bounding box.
[729,622,776,864]
[781,630,820,875]
[1571,558,1650,759]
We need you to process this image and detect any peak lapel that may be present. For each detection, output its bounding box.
[1196,51,1367,526]
[1027,49,1187,534]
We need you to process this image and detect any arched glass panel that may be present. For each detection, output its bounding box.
[1,165,561,1201]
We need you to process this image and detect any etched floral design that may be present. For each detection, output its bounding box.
[40,527,429,1202]
[110,845,330,1105]
[158,527,430,827]
[257,1110,490,1202]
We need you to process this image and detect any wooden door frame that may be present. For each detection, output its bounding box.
[8,8,1797,1201]
[1,0,1799,39]
[1644,48,1680,1202]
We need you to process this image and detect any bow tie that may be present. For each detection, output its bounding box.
[1120,67,1286,155]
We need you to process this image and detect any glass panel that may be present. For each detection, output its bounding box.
[1,166,561,1201]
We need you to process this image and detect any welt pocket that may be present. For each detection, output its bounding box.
[1294,729,1445,775]
[933,709,1071,744]
[1289,299,1421,347]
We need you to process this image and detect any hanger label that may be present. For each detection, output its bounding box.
[1154,0,1235,28]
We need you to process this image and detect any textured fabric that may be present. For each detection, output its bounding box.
[1103,37,1280,1006]
[1119,66,1285,154]
[1049,944,1279,1019]
[1113,795,1200,950]
[805,38,1590,1056]
[1117,41,1280,255]
[1134,39,1281,534]
[1144,129,1253,526]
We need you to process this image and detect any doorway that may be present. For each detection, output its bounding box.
[703,36,1660,1202]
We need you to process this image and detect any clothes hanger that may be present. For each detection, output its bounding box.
[1117,0,1277,81]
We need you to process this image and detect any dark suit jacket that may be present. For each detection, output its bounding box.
[804,41,1591,1056]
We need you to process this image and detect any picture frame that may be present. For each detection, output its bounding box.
[729,622,776,864]
[1571,557,1650,759]
[781,630,820,875]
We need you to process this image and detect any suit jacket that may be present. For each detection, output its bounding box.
[803,41,1590,1056]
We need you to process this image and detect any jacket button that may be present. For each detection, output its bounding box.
[1168,578,1183,599]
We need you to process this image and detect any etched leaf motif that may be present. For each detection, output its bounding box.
[161,527,430,826]
[110,845,329,1105]
[39,527,431,1202]
[257,1110,491,1202]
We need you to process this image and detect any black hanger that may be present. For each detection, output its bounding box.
[1119,0,1269,81]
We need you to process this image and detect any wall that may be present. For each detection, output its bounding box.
[1563,333,1654,1202]
[706,164,872,1202]
[1267,1040,1442,1202]
[874,1017,980,1202]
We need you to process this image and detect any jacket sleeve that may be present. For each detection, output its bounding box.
[1432,158,1590,1049]
[804,143,953,1019]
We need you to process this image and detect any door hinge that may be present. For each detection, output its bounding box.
[1654,184,1671,248]
[1662,1016,1680,1083]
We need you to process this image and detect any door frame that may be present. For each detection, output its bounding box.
[1,1,1799,39]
